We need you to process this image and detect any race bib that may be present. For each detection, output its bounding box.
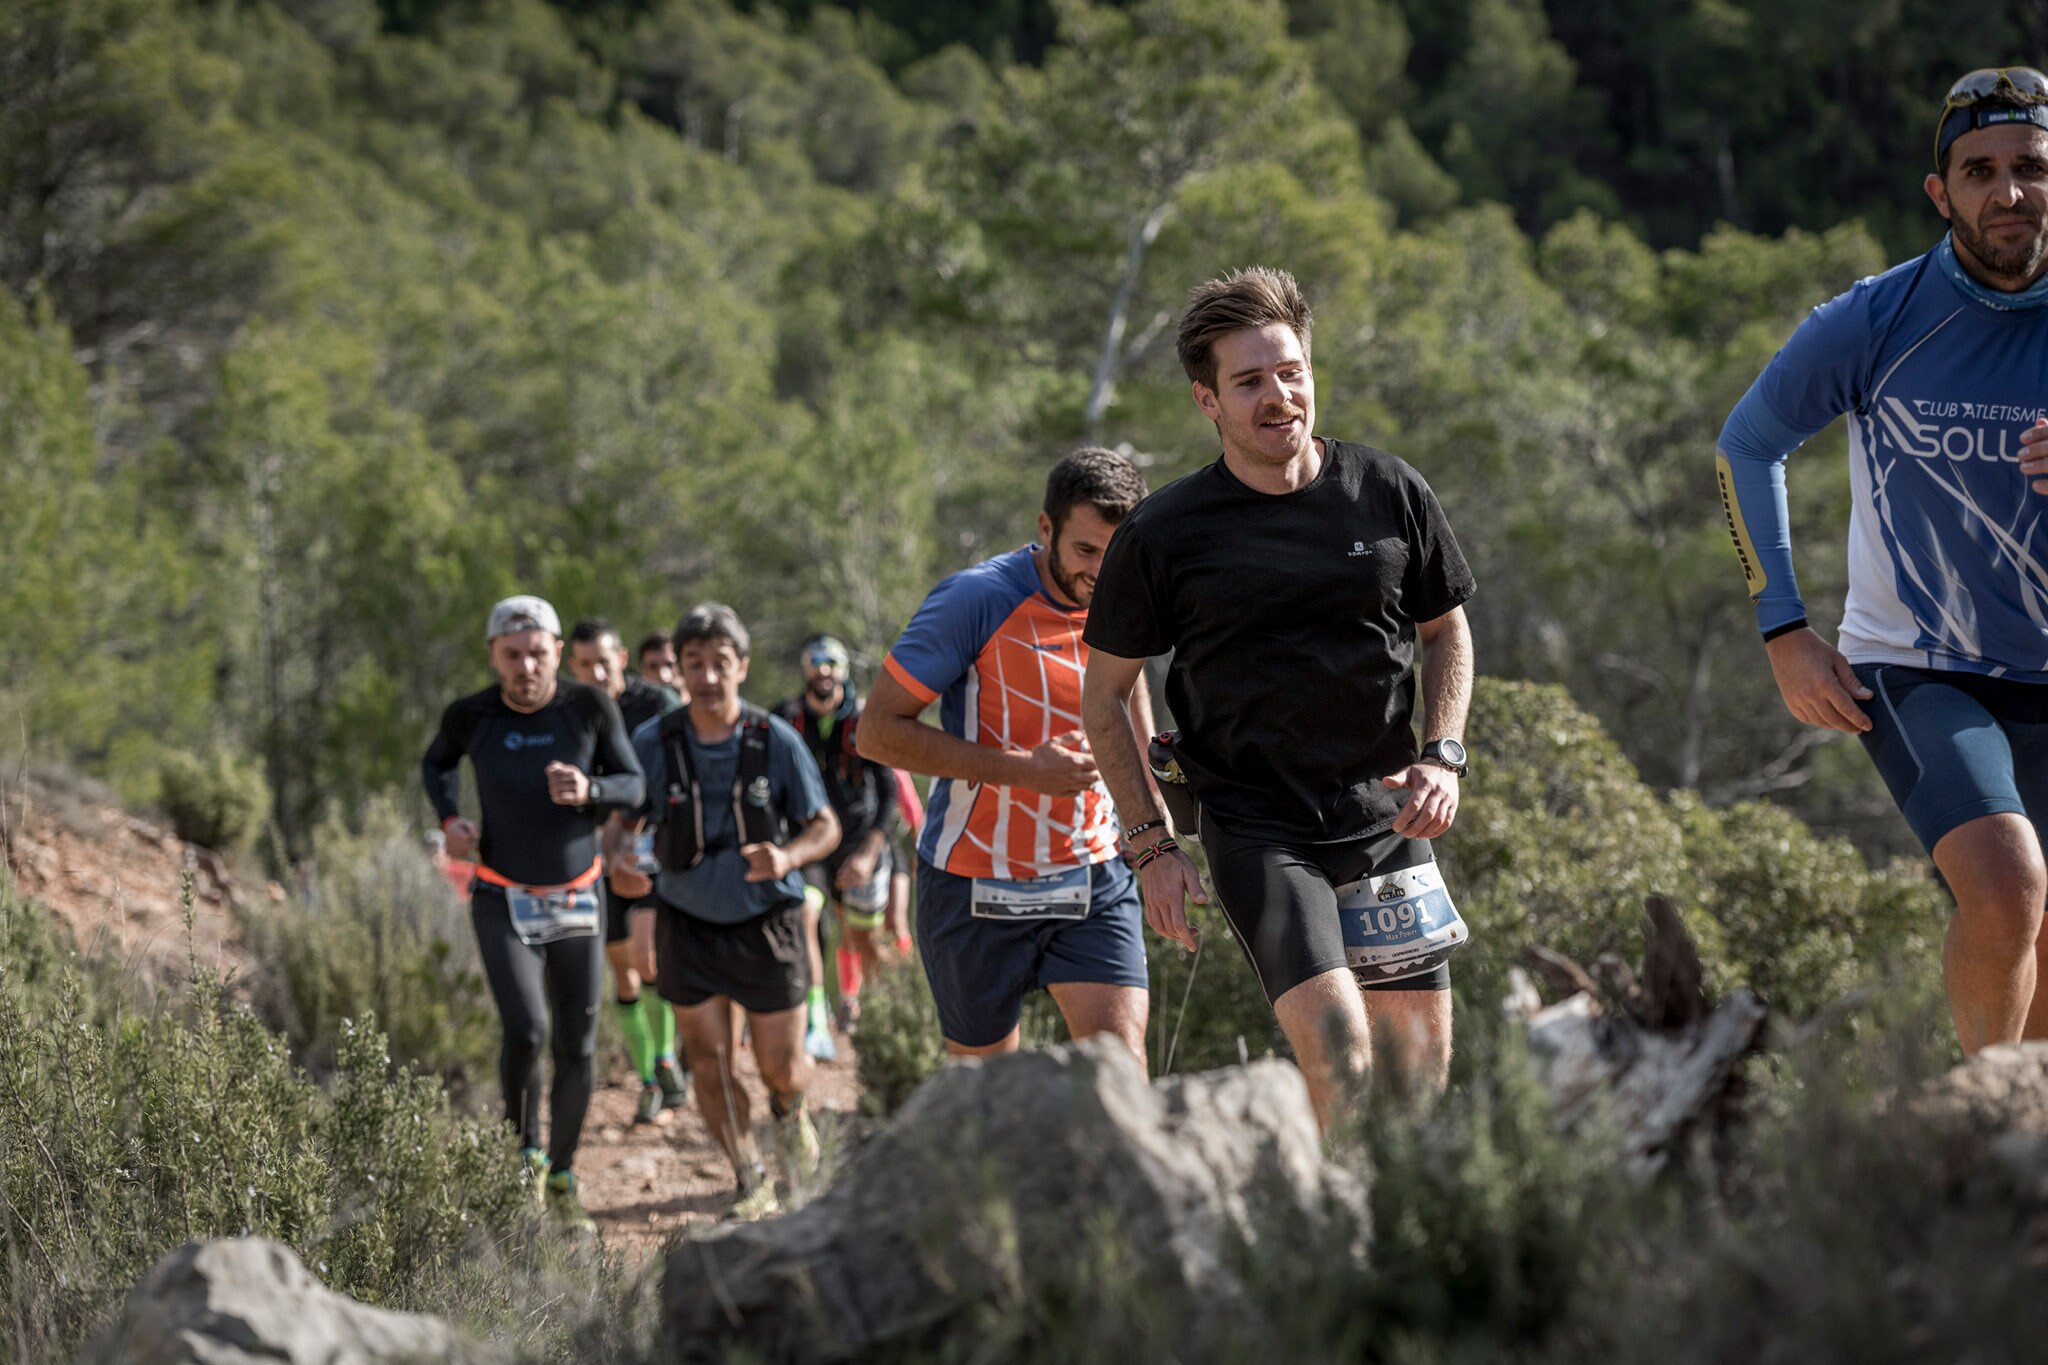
[504,883,601,945]
[1335,859,1468,984]
[971,865,1091,921]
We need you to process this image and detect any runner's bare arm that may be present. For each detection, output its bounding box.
[1385,606,1473,839]
[741,807,841,883]
[1415,605,1474,747]
[1083,648,1202,950]
[1082,651,1163,831]
[1125,666,1164,806]
[858,668,1099,797]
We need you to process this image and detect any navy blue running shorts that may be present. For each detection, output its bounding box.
[915,856,1148,1048]
[1854,663,2048,855]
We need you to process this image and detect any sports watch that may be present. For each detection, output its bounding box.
[1419,738,1469,778]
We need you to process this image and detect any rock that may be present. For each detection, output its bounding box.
[661,1038,1364,1364]
[77,1238,507,1365]
[1910,1042,2048,1199]
[1913,1042,2048,1135]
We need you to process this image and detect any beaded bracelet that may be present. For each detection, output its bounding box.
[1132,838,1179,873]
[1121,817,1167,843]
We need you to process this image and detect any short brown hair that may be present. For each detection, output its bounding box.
[1044,447,1148,532]
[674,603,750,660]
[1175,266,1313,391]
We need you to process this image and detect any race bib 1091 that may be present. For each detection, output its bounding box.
[1335,860,1468,983]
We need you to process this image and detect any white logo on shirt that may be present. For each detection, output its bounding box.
[1348,541,1371,557]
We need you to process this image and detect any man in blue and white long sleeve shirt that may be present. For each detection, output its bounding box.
[1719,67,2048,1054]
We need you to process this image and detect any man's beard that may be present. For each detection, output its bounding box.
[1047,542,1093,606]
[1956,207,2048,283]
[807,676,840,702]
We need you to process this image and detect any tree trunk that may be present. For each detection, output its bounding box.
[1083,197,1174,444]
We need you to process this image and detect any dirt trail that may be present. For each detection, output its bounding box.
[577,1035,863,1260]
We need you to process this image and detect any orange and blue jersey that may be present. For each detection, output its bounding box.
[883,546,1120,879]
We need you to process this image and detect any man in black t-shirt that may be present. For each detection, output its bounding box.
[1081,267,1476,1128]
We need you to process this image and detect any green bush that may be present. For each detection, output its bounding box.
[1451,678,1693,1000]
[1452,678,1941,1019]
[236,797,498,1091]
[155,744,272,852]
[855,956,950,1115]
[1673,794,1943,1017]
[0,878,629,1363]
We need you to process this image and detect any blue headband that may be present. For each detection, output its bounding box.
[1938,101,2048,167]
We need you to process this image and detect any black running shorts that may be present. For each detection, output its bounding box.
[1204,823,1451,1003]
[653,896,810,1014]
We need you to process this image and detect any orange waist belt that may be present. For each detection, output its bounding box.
[473,858,603,894]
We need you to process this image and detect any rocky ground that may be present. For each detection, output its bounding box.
[580,1036,863,1260]
[1,768,247,996]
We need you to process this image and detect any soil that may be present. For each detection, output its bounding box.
[0,767,866,1264]
[0,769,252,995]
[579,1037,863,1260]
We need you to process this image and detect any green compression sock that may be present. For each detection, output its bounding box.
[806,984,828,1032]
[616,995,656,1082]
[645,990,677,1061]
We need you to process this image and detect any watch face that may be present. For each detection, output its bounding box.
[1437,738,1468,768]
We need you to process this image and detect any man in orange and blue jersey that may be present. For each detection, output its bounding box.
[859,449,1158,1066]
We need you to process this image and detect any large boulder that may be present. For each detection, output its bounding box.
[662,1038,1365,1363]
[78,1238,506,1365]
[1910,1041,2048,1200]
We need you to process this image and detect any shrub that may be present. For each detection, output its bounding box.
[236,797,498,1091]
[1452,678,1942,1019]
[0,878,629,1363]
[155,744,271,852]
[1673,794,1943,1018]
[855,956,949,1114]
[1450,678,1692,1003]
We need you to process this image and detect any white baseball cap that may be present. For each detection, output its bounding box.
[485,594,562,643]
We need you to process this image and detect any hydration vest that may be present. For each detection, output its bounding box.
[773,694,864,785]
[652,704,780,871]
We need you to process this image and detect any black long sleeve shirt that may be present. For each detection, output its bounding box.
[421,681,644,886]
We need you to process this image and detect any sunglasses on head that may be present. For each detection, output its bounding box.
[1937,67,2048,164]
[804,653,843,670]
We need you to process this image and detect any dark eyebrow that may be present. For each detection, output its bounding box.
[1226,360,1300,382]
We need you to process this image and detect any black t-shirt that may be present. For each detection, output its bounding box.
[420,681,645,886]
[617,675,679,737]
[1084,439,1475,843]
[774,689,896,858]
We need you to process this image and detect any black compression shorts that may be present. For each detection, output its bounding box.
[1204,824,1451,1002]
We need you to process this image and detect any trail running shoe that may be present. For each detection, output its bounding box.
[654,1056,689,1110]
[835,996,860,1034]
[545,1171,597,1238]
[805,1024,837,1062]
[775,1108,822,1186]
[520,1147,550,1206]
[633,1081,664,1126]
[726,1164,780,1222]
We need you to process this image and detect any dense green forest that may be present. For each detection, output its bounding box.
[3,0,2030,857]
